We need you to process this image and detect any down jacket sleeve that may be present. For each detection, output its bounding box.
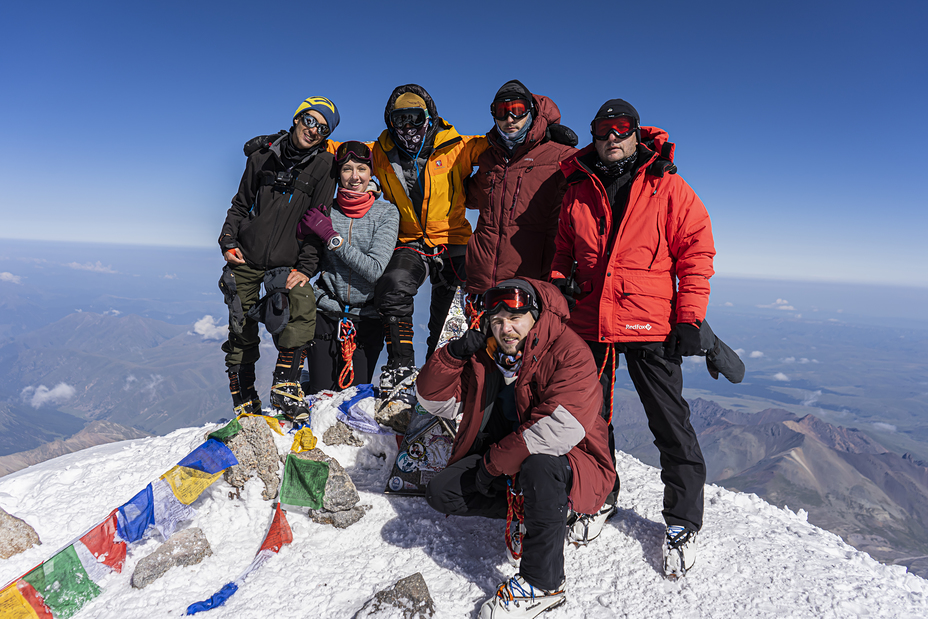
[666,175,715,325]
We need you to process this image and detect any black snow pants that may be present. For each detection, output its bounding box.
[426,453,572,591]
[587,340,706,531]
[373,242,466,360]
[305,312,384,393]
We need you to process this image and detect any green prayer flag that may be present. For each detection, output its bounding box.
[279,455,329,512]
[22,546,101,619]
[207,418,243,442]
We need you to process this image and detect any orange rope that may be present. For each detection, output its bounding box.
[464,293,484,330]
[337,318,357,390]
[505,479,525,560]
[597,344,616,424]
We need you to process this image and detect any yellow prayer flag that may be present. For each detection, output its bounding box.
[239,413,285,435]
[160,466,224,505]
[0,584,40,619]
[290,427,317,453]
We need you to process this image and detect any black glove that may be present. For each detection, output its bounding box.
[475,456,500,498]
[447,329,487,360]
[552,278,581,311]
[665,322,702,357]
[547,123,579,147]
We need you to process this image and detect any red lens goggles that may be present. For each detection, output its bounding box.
[591,115,637,141]
[490,99,531,121]
[483,287,535,315]
[335,141,373,167]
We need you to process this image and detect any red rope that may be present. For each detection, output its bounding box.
[464,293,484,330]
[597,344,616,424]
[505,479,525,560]
[337,318,357,390]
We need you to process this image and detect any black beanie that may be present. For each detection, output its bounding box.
[494,80,532,103]
[593,99,639,124]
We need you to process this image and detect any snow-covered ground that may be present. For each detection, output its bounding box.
[2,391,927,618]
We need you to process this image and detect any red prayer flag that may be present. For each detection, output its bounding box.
[80,509,127,572]
[258,503,293,553]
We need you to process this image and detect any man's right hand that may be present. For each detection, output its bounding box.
[223,248,246,265]
[447,329,487,360]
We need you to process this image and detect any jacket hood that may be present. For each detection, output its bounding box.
[383,84,439,126]
[505,278,570,363]
[489,93,562,152]
[561,125,676,179]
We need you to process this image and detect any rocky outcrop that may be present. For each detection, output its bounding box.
[221,416,280,500]
[131,527,212,589]
[353,572,435,619]
[0,507,40,559]
[323,420,364,447]
[291,449,369,528]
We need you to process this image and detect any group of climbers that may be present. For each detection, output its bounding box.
[217,82,720,617]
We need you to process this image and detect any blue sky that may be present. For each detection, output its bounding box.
[1,0,925,286]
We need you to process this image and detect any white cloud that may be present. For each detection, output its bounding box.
[872,422,897,433]
[782,356,796,363]
[141,374,164,397]
[104,309,121,316]
[734,348,745,356]
[772,373,790,381]
[192,315,227,341]
[723,301,734,307]
[66,261,118,274]
[0,272,22,284]
[799,358,810,364]
[757,298,795,310]
[801,390,821,406]
[162,273,178,280]
[749,351,765,358]
[21,383,77,408]
[124,374,138,391]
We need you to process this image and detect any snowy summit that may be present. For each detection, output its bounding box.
[1,389,926,619]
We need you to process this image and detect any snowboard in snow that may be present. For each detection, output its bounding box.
[383,404,456,495]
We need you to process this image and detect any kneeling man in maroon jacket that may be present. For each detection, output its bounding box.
[416,278,615,618]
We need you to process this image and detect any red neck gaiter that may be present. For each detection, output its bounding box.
[336,188,375,219]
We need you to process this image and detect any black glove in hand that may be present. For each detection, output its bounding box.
[665,322,702,357]
[547,123,579,147]
[552,278,581,311]
[475,456,500,498]
[447,329,487,360]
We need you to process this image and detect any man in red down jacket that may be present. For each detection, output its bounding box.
[416,278,614,617]
[550,99,715,578]
[464,80,577,294]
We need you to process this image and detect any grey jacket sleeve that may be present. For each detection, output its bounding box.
[330,201,399,284]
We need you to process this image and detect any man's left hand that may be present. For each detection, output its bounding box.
[665,322,702,357]
[286,270,309,290]
[475,456,500,498]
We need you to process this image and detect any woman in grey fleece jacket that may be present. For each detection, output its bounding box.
[304,141,399,392]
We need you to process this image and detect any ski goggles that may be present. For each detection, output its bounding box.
[390,107,428,128]
[298,113,331,137]
[591,115,637,141]
[490,98,531,121]
[335,141,373,167]
[483,286,536,316]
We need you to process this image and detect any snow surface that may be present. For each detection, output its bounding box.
[2,389,927,619]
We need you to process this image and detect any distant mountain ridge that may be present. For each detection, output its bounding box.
[0,420,151,477]
[613,395,928,576]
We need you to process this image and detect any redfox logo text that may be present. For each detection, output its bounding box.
[625,324,652,331]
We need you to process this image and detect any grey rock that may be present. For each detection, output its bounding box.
[219,416,281,500]
[291,449,359,512]
[130,527,212,589]
[0,507,40,559]
[375,400,412,434]
[323,420,364,447]
[354,572,435,618]
[310,504,371,529]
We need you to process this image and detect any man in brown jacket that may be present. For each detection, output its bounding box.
[464,80,577,295]
[416,279,614,618]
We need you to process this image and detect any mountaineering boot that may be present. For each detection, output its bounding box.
[228,365,261,416]
[380,316,417,399]
[663,525,698,578]
[270,347,310,421]
[566,497,617,546]
[506,519,526,567]
[478,575,566,618]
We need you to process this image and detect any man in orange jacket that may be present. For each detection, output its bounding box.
[551,99,715,578]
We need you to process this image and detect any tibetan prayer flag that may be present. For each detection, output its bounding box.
[116,484,155,543]
[78,509,126,572]
[177,439,237,475]
[206,418,242,442]
[278,455,328,513]
[22,546,101,619]
[0,581,51,619]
